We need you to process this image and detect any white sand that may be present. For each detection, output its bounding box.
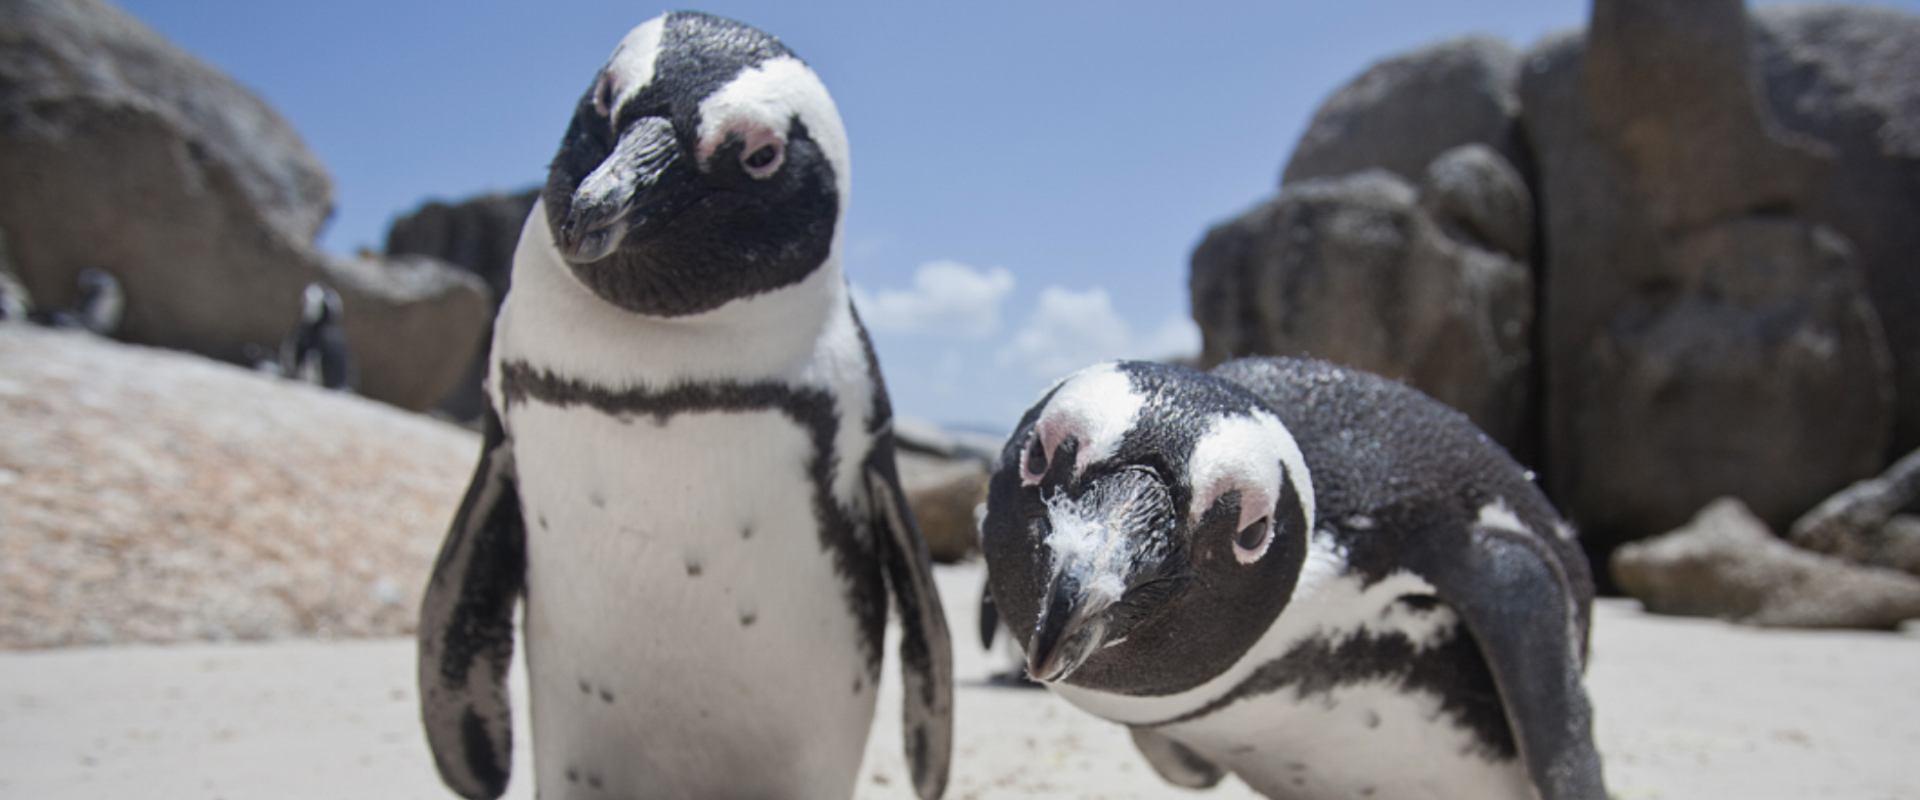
[1,562,1915,799]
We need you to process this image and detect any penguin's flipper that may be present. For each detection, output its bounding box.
[1405,521,1606,800]
[1128,726,1226,789]
[978,579,998,650]
[866,452,954,800]
[418,405,527,800]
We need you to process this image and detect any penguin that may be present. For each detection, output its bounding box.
[74,269,123,335]
[32,268,122,335]
[0,232,23,323]
[417,12,952,800]
[0,270,27,323]
[279,282,355,390]
[980,357,1605,800]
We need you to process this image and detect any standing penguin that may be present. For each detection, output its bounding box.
[418,12,952,800]
[280,283,355,391]
[981,357,1604,800]
[31,268,123,335]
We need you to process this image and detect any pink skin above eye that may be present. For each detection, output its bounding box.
[736,125,785,179]
[1232,514,1274,564]
[592,72,617,118]
[1194,480,1276,565]
[1021,416,1086,487]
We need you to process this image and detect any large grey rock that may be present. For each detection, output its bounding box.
[319,255,495,411]
[0,0,490,412]
[1521,0,1893,548]
[1755,5,1920,457]
[0,325,477,647]
[1191,157,1535,453]
[1791,447,1920,577]
[1282,36,1527,189]
[385,189,538,307]
[1612,497,1920,629]
[893,416,999,564]
[1420,143,1533,261]
[896,451,987,565]
[384,189,538,421]
[0,0,331,244]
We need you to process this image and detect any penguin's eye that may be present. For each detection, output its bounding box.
[592,73,616,119]
[741,141,784,178]
[1020,436,1049,486]
[1232,517,1272,564]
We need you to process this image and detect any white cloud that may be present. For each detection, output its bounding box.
[995,286,1202,380]
[851,260,1015,340]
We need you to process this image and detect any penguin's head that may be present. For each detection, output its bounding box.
[982,361,1317,694]
[300,282,341,325]
[541,12,848,317]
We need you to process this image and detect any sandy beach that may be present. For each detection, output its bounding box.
[1,561,1915,800]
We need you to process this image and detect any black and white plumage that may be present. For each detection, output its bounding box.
[280,283,355,390]
[981,357,1605,800]
[0,271,27,322]
[32,268,122,335]
[417,12,951,800]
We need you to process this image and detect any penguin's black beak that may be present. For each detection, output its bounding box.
[1028,570,1112,683]
[559,117,686,263]
[1026,467,1175,683]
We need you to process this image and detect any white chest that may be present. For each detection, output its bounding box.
[1159,679,1532,800]
[1050,546,1533,800]
[507,401,879,798]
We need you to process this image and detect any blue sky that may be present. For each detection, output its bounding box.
[117,0,1914,431]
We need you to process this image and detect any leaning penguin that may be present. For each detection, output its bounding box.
[981,357,1605,800]
[418,12,952,800]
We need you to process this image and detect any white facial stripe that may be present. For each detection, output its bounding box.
[603,18,666,114]
[696,57,850,198]
[1186,409,1315,559]
[1033,363,1145,480]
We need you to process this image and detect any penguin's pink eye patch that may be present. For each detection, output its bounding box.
[700,120,787,178]
[1198,482,1278,564]
[1186,409,1315,564]
[738,128,785,178]
[1020,422,1078,487]
[592,72,617,118]
[1233,516,1274,564]
[1021,434,1050,485]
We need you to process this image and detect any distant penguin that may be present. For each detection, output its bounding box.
[74,269,123,335]
[0,271,27,323]
[0,232,21,323]
[279,283,355,391]
[981,357,1605,800]
[32,268,123,335]
[417,12,952,800]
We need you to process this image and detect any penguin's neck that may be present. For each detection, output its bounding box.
[492,203,851,392]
